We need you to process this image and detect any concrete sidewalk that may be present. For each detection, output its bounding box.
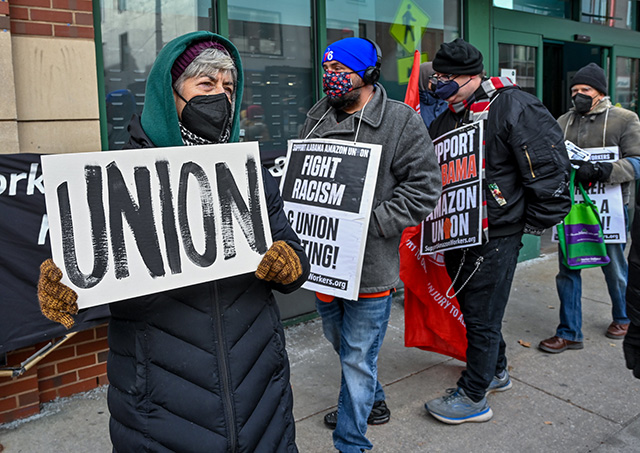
[2,251,640,452]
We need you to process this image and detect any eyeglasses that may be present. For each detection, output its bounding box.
[429,73,460,83]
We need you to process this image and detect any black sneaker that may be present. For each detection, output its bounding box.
[323,400,391,429]
[368,400,391,425]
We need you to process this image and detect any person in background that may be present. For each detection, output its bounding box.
[418,62,448,128]
[539,63,640,354]
[37,31,309,453]
[624,179,640,379]
[299,37,441,452]
[241,104,271,142]
[425,38,570,425]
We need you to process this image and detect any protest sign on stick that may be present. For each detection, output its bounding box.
[421,121,484,254]
[42,143,272,308]
[280,138,381,301]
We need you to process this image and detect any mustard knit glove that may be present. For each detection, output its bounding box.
[255,241,303,285]
[38,259,78,329]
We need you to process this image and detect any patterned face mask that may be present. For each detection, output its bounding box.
[322,70,355,98]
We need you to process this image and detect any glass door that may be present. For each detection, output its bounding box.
[612,46,640,116]
[493,29,543,260]
[100,0,210,150]
[493,29,542,98]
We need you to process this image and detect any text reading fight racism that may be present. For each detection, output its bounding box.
[290,154,347,206]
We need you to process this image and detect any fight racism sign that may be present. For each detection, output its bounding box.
[280,139,381,300]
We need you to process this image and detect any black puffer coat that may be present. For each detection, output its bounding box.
[627,189,640,325]
[108,117,308,453]
[106,31,309,453]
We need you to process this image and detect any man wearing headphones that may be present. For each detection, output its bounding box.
[299,37,441,453]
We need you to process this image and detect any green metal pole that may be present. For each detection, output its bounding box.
[216,0,229,38]
[312,0,327,103]
[463,0,492,64]
[93,0,108,151]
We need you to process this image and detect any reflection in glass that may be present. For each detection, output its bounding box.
[228,1,314,167]
[581,0,635,29]
[100,0,207,150]
[615,57,639,114]
[493,0,572,18]
[498,43,536,95]
[326,0,460,102]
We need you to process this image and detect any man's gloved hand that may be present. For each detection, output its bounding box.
[38,259,78,329]
[523,224,544,236]
[255,241,303,285]
[623,323,640,379]
[573,161,613,186]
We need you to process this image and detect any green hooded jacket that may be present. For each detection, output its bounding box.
[140,31,244,147]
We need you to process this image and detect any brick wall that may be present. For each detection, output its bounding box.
[0,323,109,424]
[0,0,105,425]
[1,1,10,30]
[8,0,93,38]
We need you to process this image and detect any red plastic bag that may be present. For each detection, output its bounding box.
[399,225,467,362]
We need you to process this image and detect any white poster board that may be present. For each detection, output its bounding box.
[42,143,272,308]
[421,121,484,254]
[280,139,382,301]
[553,144,625,243]
[500,68,516,84]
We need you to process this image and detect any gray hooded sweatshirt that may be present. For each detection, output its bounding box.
[300,85,441,293]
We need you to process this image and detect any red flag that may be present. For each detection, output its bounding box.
[401,51,466,362]
[399,225,467,362]
[404,50,421,113]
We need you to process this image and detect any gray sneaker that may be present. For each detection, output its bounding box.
[425,387,493,424]
[486,370,513,395]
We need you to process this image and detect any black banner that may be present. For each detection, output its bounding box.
[0,154,109,355]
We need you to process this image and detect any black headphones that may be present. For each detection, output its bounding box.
[362,38,382,85]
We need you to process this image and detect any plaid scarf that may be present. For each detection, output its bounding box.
[179,122,212,146]
[179,122,231,146]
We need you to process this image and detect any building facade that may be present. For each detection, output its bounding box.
[2,0,640,423]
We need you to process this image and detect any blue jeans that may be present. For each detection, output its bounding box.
[316,294,392,453]
[556,241,630,341]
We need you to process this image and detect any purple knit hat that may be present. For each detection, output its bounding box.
[171,40,230,82]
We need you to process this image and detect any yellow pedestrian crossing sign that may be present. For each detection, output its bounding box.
[397,52,428,85]
[390,0,430,54]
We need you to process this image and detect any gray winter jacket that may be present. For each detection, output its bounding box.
[299,85,441,293]
[558,98,640,204]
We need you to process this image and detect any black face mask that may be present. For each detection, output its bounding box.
[572,93,594,115]
[176,91,232,143]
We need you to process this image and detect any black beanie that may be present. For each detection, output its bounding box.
[571,62,607,95]
[432,38,484,75]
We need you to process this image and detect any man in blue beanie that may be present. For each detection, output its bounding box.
[300,37,441,452]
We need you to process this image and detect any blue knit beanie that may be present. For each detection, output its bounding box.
[322,38,377,77]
